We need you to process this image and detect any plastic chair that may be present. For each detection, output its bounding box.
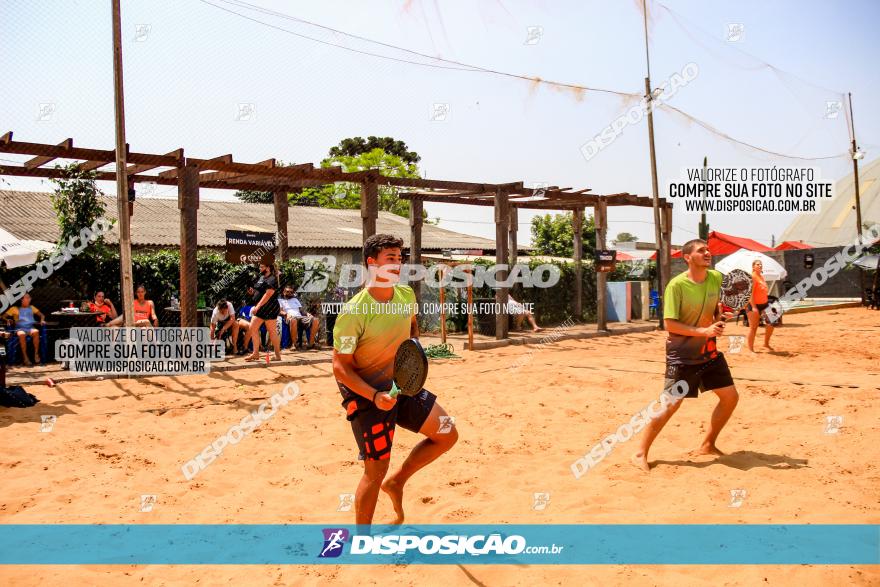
[6,324,48,366]
[648,290,660,318]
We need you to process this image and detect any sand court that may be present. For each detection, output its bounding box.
[0,307,877,585]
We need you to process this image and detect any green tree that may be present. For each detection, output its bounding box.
[329,136,420,165]
[614,232,638,243]
[50,163,109,249]
[530,213,597,258]
[292,148,421,217]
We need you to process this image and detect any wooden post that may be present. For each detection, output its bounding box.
[662,205,673,287]
[178,162,199,327]
[111,0,134,325]
[409,198,423,303]
[596,199,608,331]
[361,180,378,245]
[467,268,474,350]
[573,207,584,319]
[439,266,446,344]
[508,206,518,267]
[494,187,509,339]
[273,191,288,263]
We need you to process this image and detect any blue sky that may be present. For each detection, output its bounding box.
[2,0,878,247]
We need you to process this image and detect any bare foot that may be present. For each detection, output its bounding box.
[272,354,282,361]
[381,477,405,525]
[34,355,41,365]
[747,346,757,353]
[691,444,725,457]
[763,344,774,351]
[244,354,260,362]
[630,453,651,472]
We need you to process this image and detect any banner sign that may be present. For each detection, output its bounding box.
[225,230,276,264]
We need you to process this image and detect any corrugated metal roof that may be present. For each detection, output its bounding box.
[0,190,502,251]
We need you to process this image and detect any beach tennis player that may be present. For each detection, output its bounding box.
[332,234,458,525]
[631,239,739,471]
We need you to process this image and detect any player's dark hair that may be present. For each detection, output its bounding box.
[681,239,707,256]
[363,233,404,267]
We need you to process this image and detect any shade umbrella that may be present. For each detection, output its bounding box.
[853,254,880,271]
[0,227,55,269]
[715,249,787,281]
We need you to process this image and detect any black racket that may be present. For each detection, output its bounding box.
[388,338,428,398]
[720,269,753,321]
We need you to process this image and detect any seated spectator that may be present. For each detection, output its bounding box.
[210,298,240,354]
[133,284,159,328]
[278,286,319,349]
[2,293,46,366]
[89,291,123,327]
[507,294,542,332]
[0,322,9,386]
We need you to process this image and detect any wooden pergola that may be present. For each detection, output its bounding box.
[0,132,672,337]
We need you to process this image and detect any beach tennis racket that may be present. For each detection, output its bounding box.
[720,269,753,321]
[388,338,428,399]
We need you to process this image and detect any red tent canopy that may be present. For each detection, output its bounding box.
[774,240,812,251]
[671,231,771,257]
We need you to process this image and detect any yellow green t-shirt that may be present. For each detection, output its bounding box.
[332,285,418,388]
[663,270,722,365]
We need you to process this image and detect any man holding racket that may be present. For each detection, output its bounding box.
[332,234,458,525]
[631,239,739,471]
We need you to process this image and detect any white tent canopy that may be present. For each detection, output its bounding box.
[0,227,55,269]
[715,249,788,281]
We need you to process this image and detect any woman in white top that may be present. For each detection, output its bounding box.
[210,299,240,354]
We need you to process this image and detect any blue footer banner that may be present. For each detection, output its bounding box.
[0,525,877,565]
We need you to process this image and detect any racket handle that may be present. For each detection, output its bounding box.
[388,381,400,399]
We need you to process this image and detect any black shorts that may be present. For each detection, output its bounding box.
[749,302,769,313]
[664,355,734,398]
[254,302,280,321]
[338,383,437,461]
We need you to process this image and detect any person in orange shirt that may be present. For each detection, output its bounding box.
[747,260,775,352]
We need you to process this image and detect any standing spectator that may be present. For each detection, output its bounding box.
[2,293,46,366]
[210,298,240,354]
[133,285,159,328]
[245,261,282,362]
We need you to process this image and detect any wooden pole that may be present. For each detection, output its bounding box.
[409,198,423,304]
[361,180,378,245]
[645,76,667,330]
[596,199,608,331]
[662,205,673,285]
[273,191,288,263]
[111,0,134,325]
[508,206,518,267]
[178,162,199,327]
[848,93,866,301]
[467,268,474,351]
[439,266,446,344]
[494,187,510,340]
[573,207,584,319]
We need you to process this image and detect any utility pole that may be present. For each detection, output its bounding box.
[642,0,667,328]
[848,93,868,302]
[699,156,709,239]
[112,0,134,325]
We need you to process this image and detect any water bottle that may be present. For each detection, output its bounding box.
[170,295,179,310]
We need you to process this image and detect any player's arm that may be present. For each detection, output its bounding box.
[665,318,723,338]
[333,352,396,410]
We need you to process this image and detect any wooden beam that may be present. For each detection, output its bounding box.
[573,207,584,319]
[494,187,509,340]
[24,138,73,169]
[596,199,608,331]
[178,163,200,327]
[409,198,423,304]
[125,148,183,175]
[0,131,12,145]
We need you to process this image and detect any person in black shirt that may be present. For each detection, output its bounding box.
[245,261,282,362]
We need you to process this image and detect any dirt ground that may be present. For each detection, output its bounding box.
[1,307,878,586]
